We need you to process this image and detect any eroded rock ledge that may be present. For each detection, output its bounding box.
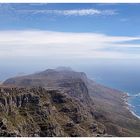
[0,86,107,137]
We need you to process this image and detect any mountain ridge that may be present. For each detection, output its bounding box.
[1,68,140,137]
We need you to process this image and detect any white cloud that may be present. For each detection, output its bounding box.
[19,9,117,16]
[0,30,139,45]
[0,30,140,60]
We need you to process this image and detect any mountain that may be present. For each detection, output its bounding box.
[1,68,140,137]
[3,68,91,105]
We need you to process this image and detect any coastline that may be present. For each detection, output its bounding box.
[93,80,140,121]
[130,110,140,119]
[123,92,140,120]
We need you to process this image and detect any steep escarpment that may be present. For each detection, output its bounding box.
[3,69,92,105]
[0,87,106,137]
[2,68,140,137]
[86,80,140,136]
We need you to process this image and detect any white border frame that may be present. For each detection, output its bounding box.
[0,0,140,139]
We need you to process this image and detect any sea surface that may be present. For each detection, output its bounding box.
[77,62,140,118]
[0,61,140,118]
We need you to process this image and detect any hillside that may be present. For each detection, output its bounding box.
[1,68,140,136]
[0,86,107,137]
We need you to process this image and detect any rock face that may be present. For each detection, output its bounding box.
[1,68,140,137]
[0,87,106,137]
[3,69,92,106]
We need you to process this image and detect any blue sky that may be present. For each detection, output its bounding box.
[0,3,140,74]
[0,3,140,36]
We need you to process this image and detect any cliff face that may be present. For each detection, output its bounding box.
[1,68,140,137]
[0,86,106,137]
[3,69,92,106]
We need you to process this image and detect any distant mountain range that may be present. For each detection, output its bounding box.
[0,67,140,137]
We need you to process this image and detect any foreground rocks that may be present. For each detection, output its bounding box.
[0,86,107,137]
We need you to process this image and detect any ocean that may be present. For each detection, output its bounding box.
[77,62,140,118]
[0,61,140,118]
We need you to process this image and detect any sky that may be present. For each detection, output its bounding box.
[0,3,140,79]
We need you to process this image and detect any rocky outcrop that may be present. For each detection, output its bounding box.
[0,86,107,137]
[3,69,93,107]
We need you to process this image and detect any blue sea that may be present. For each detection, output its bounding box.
[76,61,140,118]
[0,60,140,118]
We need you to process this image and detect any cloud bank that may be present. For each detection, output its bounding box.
[0,30,140,60]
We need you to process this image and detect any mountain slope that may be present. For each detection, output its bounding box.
[0,86,106,137]
[2,68,140,136]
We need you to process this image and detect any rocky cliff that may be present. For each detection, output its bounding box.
[1,68,140,137]
[0,86,107,137]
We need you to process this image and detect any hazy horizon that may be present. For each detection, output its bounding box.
[0,3,140,91]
